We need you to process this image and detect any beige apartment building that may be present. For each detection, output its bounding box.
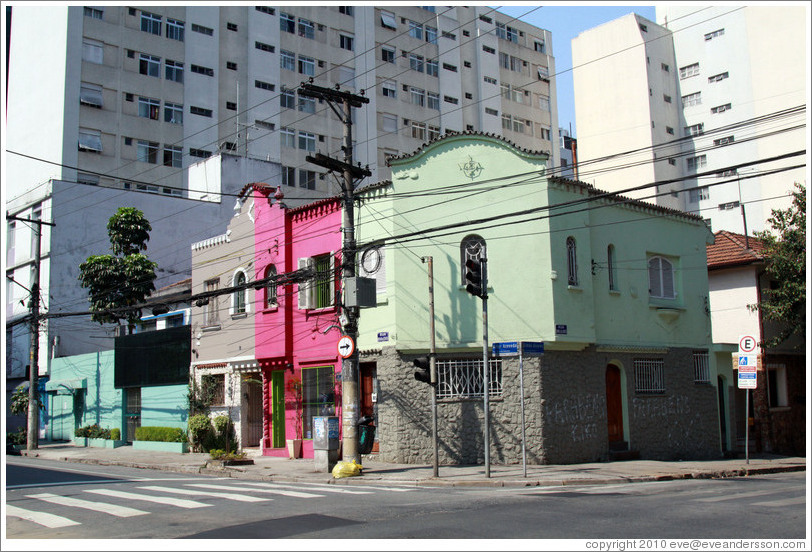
[7,5,560,199]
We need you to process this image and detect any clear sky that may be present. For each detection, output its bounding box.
[494,4,657,138]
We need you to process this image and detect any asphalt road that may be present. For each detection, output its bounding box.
[4,457,807,541]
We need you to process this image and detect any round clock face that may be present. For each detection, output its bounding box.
[361,247,381,274]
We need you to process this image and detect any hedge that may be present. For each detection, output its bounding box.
[134,426,186,443]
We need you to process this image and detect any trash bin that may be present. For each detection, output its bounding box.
[357,416,376,455]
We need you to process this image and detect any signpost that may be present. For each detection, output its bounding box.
[492,341,544,477]
[737,335,759,464]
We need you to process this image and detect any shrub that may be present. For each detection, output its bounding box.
[212,415,238,452]
[110,428,121,441]
[75,424,111,439]
[135,426,186,443]
[7,428,27,446]
[209,449,246,461]
[188,414,214,452]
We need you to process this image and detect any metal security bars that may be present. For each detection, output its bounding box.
[693,351,710,383]
[634,359,665,394]
[436,359,502,399]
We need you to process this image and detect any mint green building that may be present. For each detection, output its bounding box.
[355,133,722,464]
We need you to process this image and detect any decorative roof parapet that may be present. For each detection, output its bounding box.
[385,130,551,165]
[191,232,229,251]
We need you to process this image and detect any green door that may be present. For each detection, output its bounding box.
[271,371,286,448]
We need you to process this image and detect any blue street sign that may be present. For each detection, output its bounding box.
[492,341,519,356]
[521,341,544,356]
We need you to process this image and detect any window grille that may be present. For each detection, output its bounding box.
[567,236,578,286]
[436,359,503,399]
[233,271,246,314]
[634,359,665,394]
[693,352,710,383]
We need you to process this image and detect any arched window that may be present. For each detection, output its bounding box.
[460,235,486,285]
[608,244,617,291]
[265,265,277,308]
[648,256,675,299]
[233,270,247,314]
[566,237,578,286]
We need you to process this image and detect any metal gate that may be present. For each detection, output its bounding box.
[244,373,263,447]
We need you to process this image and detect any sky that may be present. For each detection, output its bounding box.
[495,4,657,137]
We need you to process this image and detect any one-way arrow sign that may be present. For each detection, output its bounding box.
[337,335,355,359]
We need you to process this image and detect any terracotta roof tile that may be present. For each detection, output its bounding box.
[707,230,765,269]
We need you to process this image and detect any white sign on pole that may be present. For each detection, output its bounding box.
[738,335,758,354]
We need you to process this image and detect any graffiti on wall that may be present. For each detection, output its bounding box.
[545,393,605,443]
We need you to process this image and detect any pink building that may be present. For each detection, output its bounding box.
[252,186,344,458]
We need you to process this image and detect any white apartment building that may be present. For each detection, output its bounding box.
[572,7,807,233]
[6,5,559,201]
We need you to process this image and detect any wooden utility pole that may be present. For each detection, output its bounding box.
[300,80,370,463]
[422,256,439,477]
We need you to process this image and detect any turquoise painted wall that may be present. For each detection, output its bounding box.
[356,134,713,352]
[139,384,189,429]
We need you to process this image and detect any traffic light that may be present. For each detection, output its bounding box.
[413,356,433,385]
[465,258,485,298]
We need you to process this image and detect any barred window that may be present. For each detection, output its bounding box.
[634,359,665,394]
[436,359,502,399]
[693,351,710,383]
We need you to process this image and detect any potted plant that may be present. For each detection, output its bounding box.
[285,375,304,459]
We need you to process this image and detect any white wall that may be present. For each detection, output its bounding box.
[708,267,761,345]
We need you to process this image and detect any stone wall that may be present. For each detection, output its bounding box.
[371,345,721,465]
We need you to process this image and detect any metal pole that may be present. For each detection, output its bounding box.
[27,218,42,451]
[424,256,439,478]
[340,96,360,464]
[519,344,527,478]
[745,389,750,465]
[481,258,490,478]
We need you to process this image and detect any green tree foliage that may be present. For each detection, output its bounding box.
[751,183,806,348]
[78,207,157,331]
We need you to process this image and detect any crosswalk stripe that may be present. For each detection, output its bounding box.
[186,483,324,498]
[235,481,373,495]
[696,489,783,503]
[6,505,80,528]
[137,485,271,502]
[751,496,806,507]
[351,485,416,492]
[84,489,211,509]
[25,493,149,517]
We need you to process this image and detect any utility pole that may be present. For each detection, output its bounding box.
[7,214,55,451]
[300,80,370,464]
[422,256,439,478]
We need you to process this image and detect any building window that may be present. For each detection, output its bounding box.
[298,254,335,310]
[279,88,295,109]
[714,136,735,146]
[189,148,212,159]
[426,59,438,77]
[191,64,214,77]
[704,28,725,41]
[232,271,247,315]
[460,235,486,285]
[483,76,497,85]
[410,87,425,107]
[281,127,296,148]
[608,244,618,291]
[298,55,315,76]
[648,256,675,299]
[382,80,396,98]
[163,145,182,168]
[164,102,183,124]
[82,38,104,64]
[689,186,710,203]
[716,169,737,178]
[140,11,161,36]
[693,351,710,383]
[139,54,160,77]
[202,374,225,405]
[409,54,424,73]
[339,6,354,16]
[226,61,237,71]
[665,126,675,135]
[255,41,274,53]
[138,97,160,120]
[685,123,704,136]
[190,106,212,117]
[408,20,423,40]
[538,95,551,112]
[639,23,648,32]
[84,7,103,19]
[708,71,729,83]
[686,154,707,171]
[380,10,396,30]
[436,359,503,399]
[256,7,275,15]
[137,140,159,164]
[191,23,213,36]
[443,31,456,40]
[298,17,315,39]
[425,25,438,44]
[226,22,238,32]
[428,125,440,141]
[298,131,316,152]
[298,95,316,114]
[566,236,578,286]
[427,92,440,110]
[661,62,669,72]
[203,279,219,325]
[78,128,102,152]
[766,364,788,408]
[634,359,665,394]
[226,101,237,111]
[281,166,295,186]
[80,83,103,108]
[255,80,274,92]
[711,103,732,114]
[484,107,498,116]
[411,121,427,141]
[165,60,183,83]
[442,62,457,73]
[302,366,336,439]
[280,50,295,71]
[280,13,295,34]
[382,47,395,63]
[663,94,672,103]
[680,62,699,79]
[166,18,184,41]
[682,92,701,107]
[299,169,316,190]
[381,113,398,133]
[340,34,354,51]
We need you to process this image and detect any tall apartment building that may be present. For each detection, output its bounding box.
[6,5,559,200]
[572,7,807,233]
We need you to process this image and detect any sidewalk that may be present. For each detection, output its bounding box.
[14,442,806,488]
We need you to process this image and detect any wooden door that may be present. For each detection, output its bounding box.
[605,365,623,443]
[360,362,378,452]
[245,373,263,447]
[270,371,286,448]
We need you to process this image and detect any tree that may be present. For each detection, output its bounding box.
[78,207,157,333]
[750,183,806,348]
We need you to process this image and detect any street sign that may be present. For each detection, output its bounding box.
[337,335,355,359]
[521,341,544,356]
[738,354,758,368]
[492,341,519,356]
[738,371,757,389]
[738,335,758,354]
